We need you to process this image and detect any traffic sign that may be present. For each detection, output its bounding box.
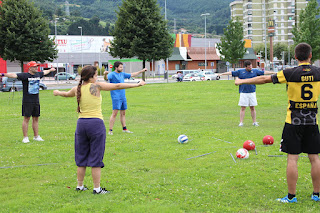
[109,64,113,69]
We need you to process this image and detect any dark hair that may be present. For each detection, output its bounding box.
[114,61,123,69]
[295,43,312,61]
[244,60,252,67]
[77,65,97,113]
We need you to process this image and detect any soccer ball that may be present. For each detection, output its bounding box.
[243,140,256,151]
[178,135,188,144]
[236,148,249,159]
[263,135,274,145]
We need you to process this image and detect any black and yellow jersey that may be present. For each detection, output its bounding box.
[271,63,320,125]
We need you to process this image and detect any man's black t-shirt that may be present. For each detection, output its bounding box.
[16,72,44,103]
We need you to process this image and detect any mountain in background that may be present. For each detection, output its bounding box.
[30,0,233,35]
[30,0,320,35]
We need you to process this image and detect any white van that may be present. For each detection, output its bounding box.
[198,71,220,80]
[172,70,198,79]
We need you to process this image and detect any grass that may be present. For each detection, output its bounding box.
[1,80,320,212]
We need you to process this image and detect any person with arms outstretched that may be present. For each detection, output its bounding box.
[219,61,275,127]
[235,43,320,203]
[104,61,147,135]
[1,61,55,143]
[54,65,146,194]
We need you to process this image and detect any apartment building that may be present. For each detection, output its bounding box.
[230,0,309,46]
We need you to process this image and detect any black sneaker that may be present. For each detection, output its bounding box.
[76,186,89,191]
[93,187,110,194]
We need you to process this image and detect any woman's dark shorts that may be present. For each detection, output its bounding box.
[75,118,106,168]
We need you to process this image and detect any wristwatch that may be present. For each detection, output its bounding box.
[1,73,4,77]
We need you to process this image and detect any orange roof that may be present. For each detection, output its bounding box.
[187,47,220,60]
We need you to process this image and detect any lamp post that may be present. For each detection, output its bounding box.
[78,26,83,68]
[263,0,268,69]
[201,13,210,70]
[165,0,169,83]
[55,18,59,82]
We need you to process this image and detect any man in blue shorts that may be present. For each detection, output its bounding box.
[104,61,147,135]
[235,43,320,203]
[218,61,275,127]
[1,61,56,143]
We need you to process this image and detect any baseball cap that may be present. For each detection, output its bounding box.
[27,61,40,67]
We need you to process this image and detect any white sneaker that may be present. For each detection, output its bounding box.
[33,135,44,141]
[238,122,244,127]
[22,137,30,143]
[123,130,133,133]
[108,131,113,135]
[253,122,259,127]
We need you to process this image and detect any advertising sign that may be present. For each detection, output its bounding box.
[50,35,114,53]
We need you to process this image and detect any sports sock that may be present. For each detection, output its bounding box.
[123,126,127,130]
[313,192,320,197]
[94,187,101,193]
[77,186,84,190]
[288,193,295,200]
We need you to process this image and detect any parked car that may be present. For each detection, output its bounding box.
[198,71,220,80]
[1,77,47,92]
[0,76,3,91]
[172,70,198,79]
[54,72,77,80]
[183,73,205,82]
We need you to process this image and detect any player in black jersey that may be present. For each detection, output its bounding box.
[235,43,320,203]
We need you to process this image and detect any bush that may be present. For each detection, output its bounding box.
[100,66,105,75]
[77,66,82,75]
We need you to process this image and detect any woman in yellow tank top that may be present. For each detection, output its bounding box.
[53,65,145,194]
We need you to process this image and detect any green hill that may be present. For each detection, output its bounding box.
[30,0,320,35]
[30,0,233,34]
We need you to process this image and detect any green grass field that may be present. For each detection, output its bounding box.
[1,80,320,212]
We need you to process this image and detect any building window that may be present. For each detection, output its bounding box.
[248,10,252,15]
[247,4,252,9]
[248,23,252,28]
[198,62,207,67]
[248,30,252,35]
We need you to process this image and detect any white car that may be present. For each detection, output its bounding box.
[183,73,205,81]
[172,70,198,79]
[199,71,220,80]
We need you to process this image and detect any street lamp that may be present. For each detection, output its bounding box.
[55,18,59,82]
[201,13,210,70]
[165,0,169,83]
[263,0,268,69]
[78,26,83,68]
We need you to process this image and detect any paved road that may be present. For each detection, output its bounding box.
[43,76,232,90]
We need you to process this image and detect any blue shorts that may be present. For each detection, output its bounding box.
[75,118,106,168]
[112,99,127,110]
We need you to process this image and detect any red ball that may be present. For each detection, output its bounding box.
[243,140,256,151]
[263,135,274,145]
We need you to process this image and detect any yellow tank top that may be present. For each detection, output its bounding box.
[78,83,103,120]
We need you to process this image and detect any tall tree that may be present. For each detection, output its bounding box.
[216,19,246,70]
[0,0,57,72]
[292,0,320,61]
[110,0,174,80]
